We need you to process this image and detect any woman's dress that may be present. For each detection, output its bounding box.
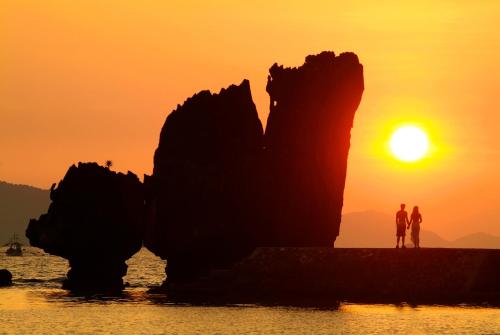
[410,213,421,245]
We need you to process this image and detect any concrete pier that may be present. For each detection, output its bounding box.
[167,248,500,305]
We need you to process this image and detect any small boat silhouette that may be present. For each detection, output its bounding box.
[5,234,23,256]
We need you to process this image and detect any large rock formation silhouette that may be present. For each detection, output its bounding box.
[146,51,363,283]
[28,51,363,289]
[26,162,144,292]
[264,51,364,246]
[145,80,264,283]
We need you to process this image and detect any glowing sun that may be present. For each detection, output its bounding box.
[390,126,429,162]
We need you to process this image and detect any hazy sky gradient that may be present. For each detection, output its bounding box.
[2,1,499,239]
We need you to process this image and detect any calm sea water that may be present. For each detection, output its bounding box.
[0,247,499,335]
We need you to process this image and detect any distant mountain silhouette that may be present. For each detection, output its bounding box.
[336,210,500,249]
[447,232,500,249]
[0,181,49,244]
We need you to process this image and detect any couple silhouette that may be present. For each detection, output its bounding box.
[395,203,423,248]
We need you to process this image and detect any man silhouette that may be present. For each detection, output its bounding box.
[395,203,409,248]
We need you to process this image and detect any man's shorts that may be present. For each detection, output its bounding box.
[396,223,406,237]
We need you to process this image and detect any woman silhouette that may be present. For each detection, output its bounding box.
[408,206,422,248]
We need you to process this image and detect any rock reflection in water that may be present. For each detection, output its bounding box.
[1,287,499,335]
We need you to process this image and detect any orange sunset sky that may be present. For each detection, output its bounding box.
[1,1,500,239]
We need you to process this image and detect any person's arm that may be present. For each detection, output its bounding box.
[419,214,422,224]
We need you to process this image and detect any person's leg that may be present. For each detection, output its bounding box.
[402,235,406,248]
[396,236,400,248]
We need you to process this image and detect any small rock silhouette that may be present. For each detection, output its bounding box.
[26,162,144,292]
[0,269,12,286]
